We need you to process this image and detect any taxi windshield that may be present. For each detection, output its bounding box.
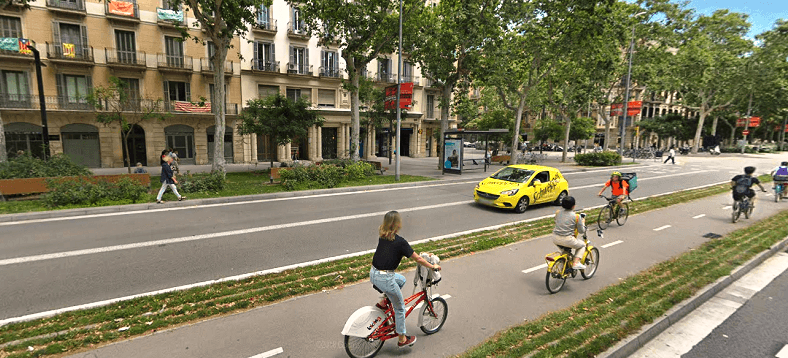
[490,167,534,183]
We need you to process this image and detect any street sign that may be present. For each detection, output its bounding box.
[742,130,750,136]
[384,82,414,110]
[736,117,761,127]
[610,101,642,116]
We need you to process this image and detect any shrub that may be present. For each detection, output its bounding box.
[574,151,622,166]
[179,171,226,193]
[322,158,354,168]
[42,176,148,207]
[0,154,91,179]
[279,161,375,190]
[345,161,374,180]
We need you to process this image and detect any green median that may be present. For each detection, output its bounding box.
[0,176,767,357]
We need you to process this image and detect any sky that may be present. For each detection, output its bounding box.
[685,0,787,37]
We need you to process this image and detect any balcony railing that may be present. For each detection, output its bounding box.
[401,75,420,85]
[253,59,280,73]
[157,53,193,71]
[46,42,94,63]
[105,48,146,67]
[287,62,312,75]
[105,0,139,20]
[376,73,396,84]
[200,58,233,74]
[46,0,86,13]
[319,67,341,78]
[0,93,33,109]
[287,21,309,38]
[253,17,277,34]
[0,47,34,61]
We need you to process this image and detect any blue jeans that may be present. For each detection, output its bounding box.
[370,267,407,335]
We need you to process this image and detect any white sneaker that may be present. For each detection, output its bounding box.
[573,263,587,270]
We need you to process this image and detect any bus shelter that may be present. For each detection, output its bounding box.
[442,129,508,175]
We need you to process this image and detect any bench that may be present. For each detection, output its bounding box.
[0,174,152,200]
[490,155,510,165]
[269,167,284,183]
[364,160,386,175]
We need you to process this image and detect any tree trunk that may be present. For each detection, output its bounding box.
[711,116,719,136]
[349,57,360,161]
[562,115,571,163]
[438,83,453,169]
[0,110,6,163]
[510,95,526,164]
[601,112,612,151]
[211,42,229,174]
[691,108,707,154]
[123,129,132,174]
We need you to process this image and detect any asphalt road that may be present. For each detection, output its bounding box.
[683,257,788,358]
[0,154,780,320]
[66,178,788,358]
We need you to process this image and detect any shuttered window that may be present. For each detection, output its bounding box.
[318,89,335,108]
[426,95,435,118]
[0,16,22,38]
[258,85,278,99]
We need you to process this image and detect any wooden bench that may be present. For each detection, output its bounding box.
[490,155,511,165]
[364,160,386,175]
[0,174,151,200]
[269,167,285,183]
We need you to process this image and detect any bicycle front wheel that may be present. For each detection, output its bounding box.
[420,296,448,334]
[344,335,383,358]
[616,203,629,226]
[546,258,568,294]
[581,248,600,279]
[598,206,612,230]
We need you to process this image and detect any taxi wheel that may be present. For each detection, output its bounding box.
[514,196,530,213]
[554,191,568,206]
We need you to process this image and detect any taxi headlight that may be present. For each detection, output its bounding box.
[501,188,519,196]
[475,183,480,190]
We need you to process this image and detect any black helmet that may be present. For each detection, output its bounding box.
[744,166,756,174]
[781,161,788,166]
[561,196,576,210]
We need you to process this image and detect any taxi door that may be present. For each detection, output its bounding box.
[530,170,552,204]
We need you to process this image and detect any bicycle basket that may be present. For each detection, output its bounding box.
[415,253,441,287]
[622,172,637,192]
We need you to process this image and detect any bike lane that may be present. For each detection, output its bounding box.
[67,192,787,358]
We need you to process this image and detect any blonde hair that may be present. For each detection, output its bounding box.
[378,211,402,241]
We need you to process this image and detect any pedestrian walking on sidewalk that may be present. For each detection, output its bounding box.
[370,211,441,348]
[663,146,676,164]
[156,154,185,204]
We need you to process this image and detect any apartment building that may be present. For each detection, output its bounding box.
[0,0,243,168]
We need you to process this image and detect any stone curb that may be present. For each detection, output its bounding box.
[598,234,788,358]
[0,162,654,224]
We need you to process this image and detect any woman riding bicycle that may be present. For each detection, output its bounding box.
[597,171,629,215]
[552,196,587,270]
[370,211,441,348]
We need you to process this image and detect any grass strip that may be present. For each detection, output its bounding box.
[0,177,767,357]
[459,186,787,357]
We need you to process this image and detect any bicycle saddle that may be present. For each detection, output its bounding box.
[557,245,573,252]
[372,284,383,293]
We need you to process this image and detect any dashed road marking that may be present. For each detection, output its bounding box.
[693,214,706,219]
[522,264,548,274]
[601,240,624,248]
[723,206,733,210]
[249,347,283,358]
[653,225,672,231]
[776,344,788,358]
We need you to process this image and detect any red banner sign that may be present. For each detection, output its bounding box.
[610,101,642,116]
[742,130,750,136]
[384,82,414,110]
[108,0,134,16]
[737,117,761,127]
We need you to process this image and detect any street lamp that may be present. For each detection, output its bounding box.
[619,11,647,157]
[395,0,403,181]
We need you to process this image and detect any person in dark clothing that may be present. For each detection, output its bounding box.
[370,211,441,348]
[731,166,765,209]
[156,155,185,204]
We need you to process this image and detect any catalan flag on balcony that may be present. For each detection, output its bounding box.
[174,101,211,113]
[18,38,32,55]
[0,37,19,52]
[62,43,76,58]
[108,0,134,16]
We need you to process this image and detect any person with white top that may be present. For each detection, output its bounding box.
[663,146,676,164]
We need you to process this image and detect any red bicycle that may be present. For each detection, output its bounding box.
[341,268,448,358]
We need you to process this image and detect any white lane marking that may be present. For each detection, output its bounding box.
[653,225,672,231]
[601,240,624,248]
[729,171,740,174]
[563,165,650,175]
[0,201,473,267]
[248,347,283,358]
[522,264,547,274]
[776,344,788,358]
[0,181,481,227]
[0,180,733,327]
[723,206,733,210]
[693,214,706,219]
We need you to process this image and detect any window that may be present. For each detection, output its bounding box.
[291,7,304,32]
[53,22,88,58]
[207,41,216,59]
[318,89,335,108]
[0,16,22,38]
[0,70,29,107]
[257,5,270,26]
[55,74,92,109]
[165,36,184,66]
[403,61,413,80]
[289,46,308,74]
[254,41,276,71]
[321,50,338,77]
[378,58,391,80]
[426,94,435,118]
[164,81,189,102]
[258,85,278,99]
[161,0,179,11]
[115,30,136,63]
[286,88,311,103]
[118,78,140,98]
[532,171,549,184]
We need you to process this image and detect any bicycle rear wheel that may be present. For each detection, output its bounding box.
[616,203,629,226]
[731,205,740,223]
[420,296,448,334]
[344,335,383,358]
[546,258,568,294]
[581,248,600,279]
[598,206,612,230]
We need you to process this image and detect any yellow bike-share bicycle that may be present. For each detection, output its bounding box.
[544,222,602,294]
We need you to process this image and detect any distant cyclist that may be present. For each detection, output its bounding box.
[552,196,587,270]
[770,162,788,197]
[731,166,766,208]
[597,171,629,215]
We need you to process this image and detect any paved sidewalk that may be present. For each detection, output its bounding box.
[66,191,787,358]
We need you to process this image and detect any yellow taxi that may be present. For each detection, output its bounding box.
[474,165,569,213]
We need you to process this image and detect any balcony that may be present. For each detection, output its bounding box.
[46,43,94,65]
[105,48,146,69]
[157,53,193,73]
[253,18,277,35]
[0,45,34,63]
[286,62,312,76]
[105,0,140,23]
[252,59,280,73]
[163,100,239,114]
[46,0,86,15]
[375,73,397,84]
[319,67,341,79]
[0,93,33,109]
[157,7,184,28]
[401,75,420,86]
[200,58,233,76]
[287,22,309,40]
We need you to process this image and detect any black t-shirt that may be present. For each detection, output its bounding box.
[732,175,759,187]
[372,235,415,271]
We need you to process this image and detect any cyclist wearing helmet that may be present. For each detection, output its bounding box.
[731,166,766,208]
[770,162,788,187]
[552,196,587,270]
[597,171,629,214]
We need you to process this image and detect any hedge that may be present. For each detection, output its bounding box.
[574,151,623,166]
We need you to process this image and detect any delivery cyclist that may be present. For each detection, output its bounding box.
[597,171,629,216]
